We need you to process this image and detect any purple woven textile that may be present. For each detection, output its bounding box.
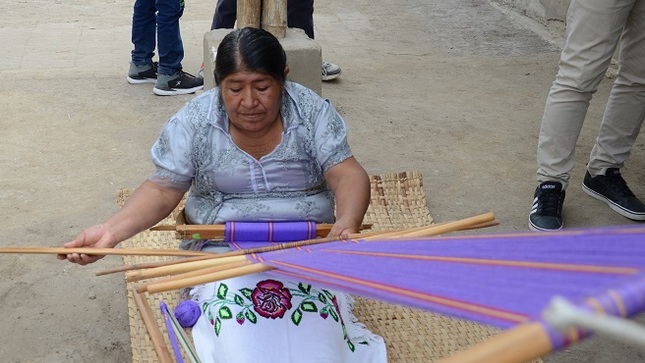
[246,224,645,349]
[225,221,317,250]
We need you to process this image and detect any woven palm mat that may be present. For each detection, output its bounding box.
[117,170,542,363]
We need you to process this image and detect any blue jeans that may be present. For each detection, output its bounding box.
[211,0,314,39]
[131,0,185,76]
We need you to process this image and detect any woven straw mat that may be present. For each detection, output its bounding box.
[117,170,542,363]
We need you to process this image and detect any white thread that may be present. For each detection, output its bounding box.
[542,296,645,348]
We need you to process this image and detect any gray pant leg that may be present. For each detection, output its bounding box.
[587,0,645,176]
[536,0,633,188]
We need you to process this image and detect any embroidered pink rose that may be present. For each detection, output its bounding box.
[251,279,293,319]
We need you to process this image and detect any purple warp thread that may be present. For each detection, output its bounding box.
[174,300,201,328]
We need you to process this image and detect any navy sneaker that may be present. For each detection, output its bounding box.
[582,168,645,221]
[529,181,565,232]
[127,62,158,84]
[153,70,204,96]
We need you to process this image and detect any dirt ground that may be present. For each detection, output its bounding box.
[2,0,645,362]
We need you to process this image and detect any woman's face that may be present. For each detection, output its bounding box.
[220,70,283,134]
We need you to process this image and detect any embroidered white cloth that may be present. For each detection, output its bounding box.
[190,273,387,363]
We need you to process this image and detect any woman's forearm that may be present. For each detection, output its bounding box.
[104,180,185,244]
[325,158,370,232]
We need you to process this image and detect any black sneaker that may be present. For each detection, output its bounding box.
[529,181,565,232]
[582,168,645,221]
[153,71,204,96]
[127,62,158,84]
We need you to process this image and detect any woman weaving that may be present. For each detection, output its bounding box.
[59,27,387,362]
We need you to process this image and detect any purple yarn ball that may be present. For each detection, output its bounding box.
[174,300,201,328]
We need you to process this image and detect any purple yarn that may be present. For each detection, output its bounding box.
[174,300,201,328]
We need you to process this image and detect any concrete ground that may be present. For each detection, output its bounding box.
[1,0,645,362]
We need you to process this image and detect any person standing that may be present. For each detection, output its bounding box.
[529,0,645,232]
[127,0,205,96]
[211,0,342,81]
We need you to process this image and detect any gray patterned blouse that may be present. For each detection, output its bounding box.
[149,81,353,225]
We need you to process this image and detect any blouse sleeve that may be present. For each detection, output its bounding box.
[312,100,353,173]
[148,107,195,192]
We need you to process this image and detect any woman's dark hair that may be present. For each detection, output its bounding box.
[214,27,288,85]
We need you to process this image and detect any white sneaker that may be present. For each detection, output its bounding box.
[322,61,341,81]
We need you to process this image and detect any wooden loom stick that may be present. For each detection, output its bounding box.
[436,322,553,363]
[136,259,253,293]
[126,255,249,282]
[151,222,374,239]
[95,255,216,276]
[0,247,212,257]
[144,263,272,294]
[142,212,499,294]
[132,288,173,363]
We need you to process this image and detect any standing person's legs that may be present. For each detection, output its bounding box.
[536,0,630,188]
[530,0,631,231]
[582,0,645,220]
[128,0,158,83]
[211,0,237,30]
[155,0,185,77]
[287,0,314,39]
[154,0,204,95]
[588,0,645,174]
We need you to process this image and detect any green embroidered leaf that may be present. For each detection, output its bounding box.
[318,292,327,303]
[298,283,311,294]
[217,284,229,299]
[245,310,258,324]
[329,308,339,322]
[214,318,222,336]
[347,340,355,352]
[240,287,254,299]
[192,233,201,239]
[218,306,233,319]
[323,289,334,299]
[291,308,303,326]
[234,294,244,306]
[201,302,209,313]
[300,301,318,312]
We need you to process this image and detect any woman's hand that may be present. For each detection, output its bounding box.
[57,223,118,265]
[327,218,359,238]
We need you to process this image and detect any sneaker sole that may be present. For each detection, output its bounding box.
[127,76,157,84]
[322,72,341,82]
[528,217,563,232]
[153,85,204,96]
[582,183,645,221]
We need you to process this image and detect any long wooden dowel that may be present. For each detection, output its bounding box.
[144,263,272,294]
[126,255,249,282]
[396,212,496,238]
[0,247,212,257]
[132,289,173,363]
[136,259,253,293]
[96,255,216,276]
[436,322,552,363]
[150,223,373,239]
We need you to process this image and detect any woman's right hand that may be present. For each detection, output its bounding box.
[57,223,118,265]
